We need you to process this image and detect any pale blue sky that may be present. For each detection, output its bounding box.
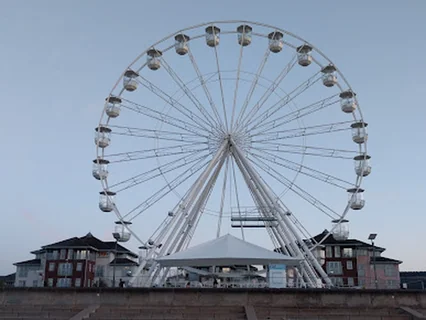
[1,0,425,274]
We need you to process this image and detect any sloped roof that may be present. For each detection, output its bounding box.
[310,230,386,252]
[40,233,137,257]
[371,256,402,264]
[0,273,15,281]
[157,234,301,267]
[14,259,41,266]
[110,258,139,266]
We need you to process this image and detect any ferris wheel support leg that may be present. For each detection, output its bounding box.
[133,142,229,287]
[231,142,332,287]
[149,148,228,286]
[232,151,312,287]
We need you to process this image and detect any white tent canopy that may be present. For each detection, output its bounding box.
[156,234,301,267]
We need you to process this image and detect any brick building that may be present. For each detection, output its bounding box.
[311,230,402,288]
[13,232,138,288]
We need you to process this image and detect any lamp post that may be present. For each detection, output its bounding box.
[368,233,378,289]
[112,239,118,287]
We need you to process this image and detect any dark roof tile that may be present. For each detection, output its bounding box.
[110,258,139,266]
[13,259,41,266]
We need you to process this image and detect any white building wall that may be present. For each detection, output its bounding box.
[14,267,43,287]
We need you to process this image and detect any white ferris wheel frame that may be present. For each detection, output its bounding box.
[95,20,368,287]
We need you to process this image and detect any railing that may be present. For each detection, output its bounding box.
[67,275,403,290]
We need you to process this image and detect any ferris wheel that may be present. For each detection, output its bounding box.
[93,20,371,288]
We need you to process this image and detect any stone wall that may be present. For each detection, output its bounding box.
[1,288,426,308]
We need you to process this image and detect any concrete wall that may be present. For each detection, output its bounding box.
[1,288,426,309]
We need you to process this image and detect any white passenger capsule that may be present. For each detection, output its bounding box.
[347,188,365,210]
[105,96,122,118]
[296,44,313,67]
[99,191,116,212]
[123,69,139,91]
[351,122,368,144]
[340,90,357,113]
[268,31,284,53]
[92,158,109,180]
[95,126,111,148]
[205,26,220,47]
[147,49,162,71]
[321,65,337,87]
[113,221,132,242]
[175,34,190,55]
[354,154,372,177]
[237,24,252,46]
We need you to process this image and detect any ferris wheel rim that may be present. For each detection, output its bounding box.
[95,19,368,257]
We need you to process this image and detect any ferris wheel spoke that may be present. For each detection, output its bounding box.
[111,150,210,192]
[104,144,210,163]
[121,99,208,136]
[248,156,341,220]
[187,50,224,130]
[251,142,358,159]
[160,57,223,133]
[136,76,215,133]
[123,155,211,221]
[216,157,229,238]
[248,149,354,189]
[241,71,322,132]
[249,94,339,135]
[234,48,271,129]
[212,34,229,132]
[229,39,245,132]
[109,125,209,143]
[231,157,245,240]
[251,121,353,142]
[236,53,298,130]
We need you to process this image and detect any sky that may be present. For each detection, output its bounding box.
[1,0,425,275]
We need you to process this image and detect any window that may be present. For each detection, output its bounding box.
[48,262,55,272]
[334,246,341,258]
[331,277,343,286]
[58,263,73,276]
[386,280,398,288]
[18,280,26,287]
[326,261,342,275]
[76,263,83,272]
[57,278,72,288]
[48,278,54,287]
[67,249,74,260]
[347,277,354,287]
[80,250,87,259]
[358,263,365,276]
[75,278,81,287]
[359,279,365,286]
[60,249,66,260]
[343,248,353,258]
[52,250,59,260]
[32,280,38,287]
[325,246,333,258]
[95,265,104,277]
[18,266,28,277]
[346,261,353,270]
[357,249,367,256]
[384,265,396,277]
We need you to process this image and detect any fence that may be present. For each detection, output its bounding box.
[55,274,403,290]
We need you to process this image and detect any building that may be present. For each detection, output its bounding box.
[400,271,426,289]
[0,273,15,287]
[13,232,138,288]
[310,230,402,289]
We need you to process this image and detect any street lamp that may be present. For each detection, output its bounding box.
[112,235,119,288]
[368,233,378,289]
